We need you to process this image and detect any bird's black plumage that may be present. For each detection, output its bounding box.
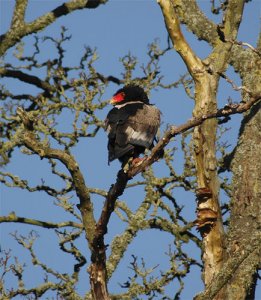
[105,85,161,165]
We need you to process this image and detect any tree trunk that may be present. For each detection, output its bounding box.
[157,0,244,289]
[219,102,261,300]
[193,75,225,287]
[219,56,261,298]
[90,261,110,300]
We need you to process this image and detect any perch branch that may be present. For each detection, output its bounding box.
[128,94,261,178]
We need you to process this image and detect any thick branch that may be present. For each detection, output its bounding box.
[16,107,96,246]
[0,68,56,94]
[89,169,128,300]
[173,0,218,46]
[157,0,203,79]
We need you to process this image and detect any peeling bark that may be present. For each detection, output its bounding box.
[192,74,225,287]
[89,259,110,300]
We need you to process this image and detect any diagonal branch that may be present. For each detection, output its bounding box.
[172,0,218,47]
[0,0,107,57]
[129,94,261,178]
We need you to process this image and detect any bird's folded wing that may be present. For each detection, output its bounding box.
[105,104,160,162]
[120,105,161,148]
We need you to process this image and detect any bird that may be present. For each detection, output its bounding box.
[105,84,161,167]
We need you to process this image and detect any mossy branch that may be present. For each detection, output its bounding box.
[16,107,96,245]
[0,212,82,229]
[0,0,107,57]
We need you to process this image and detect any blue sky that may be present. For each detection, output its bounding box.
[1,0,260,298]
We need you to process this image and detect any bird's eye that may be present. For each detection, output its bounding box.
[113,92,125,102]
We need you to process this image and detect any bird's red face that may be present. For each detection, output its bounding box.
[110,92,125,105]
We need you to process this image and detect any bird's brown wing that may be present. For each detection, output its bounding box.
[122,104,160,148]
[105,104,160,162]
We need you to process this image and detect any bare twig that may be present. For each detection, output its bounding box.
[218,72,253,95]
[226,39,261,57]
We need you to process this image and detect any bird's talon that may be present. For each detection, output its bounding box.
[132,157,146,167]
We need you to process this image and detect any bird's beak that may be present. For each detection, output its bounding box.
[109,92,125,105]
[109,97,117,105]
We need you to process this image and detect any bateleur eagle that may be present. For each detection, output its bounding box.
[105,85,161,166]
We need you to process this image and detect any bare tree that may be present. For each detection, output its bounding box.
[0,1,260,299]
